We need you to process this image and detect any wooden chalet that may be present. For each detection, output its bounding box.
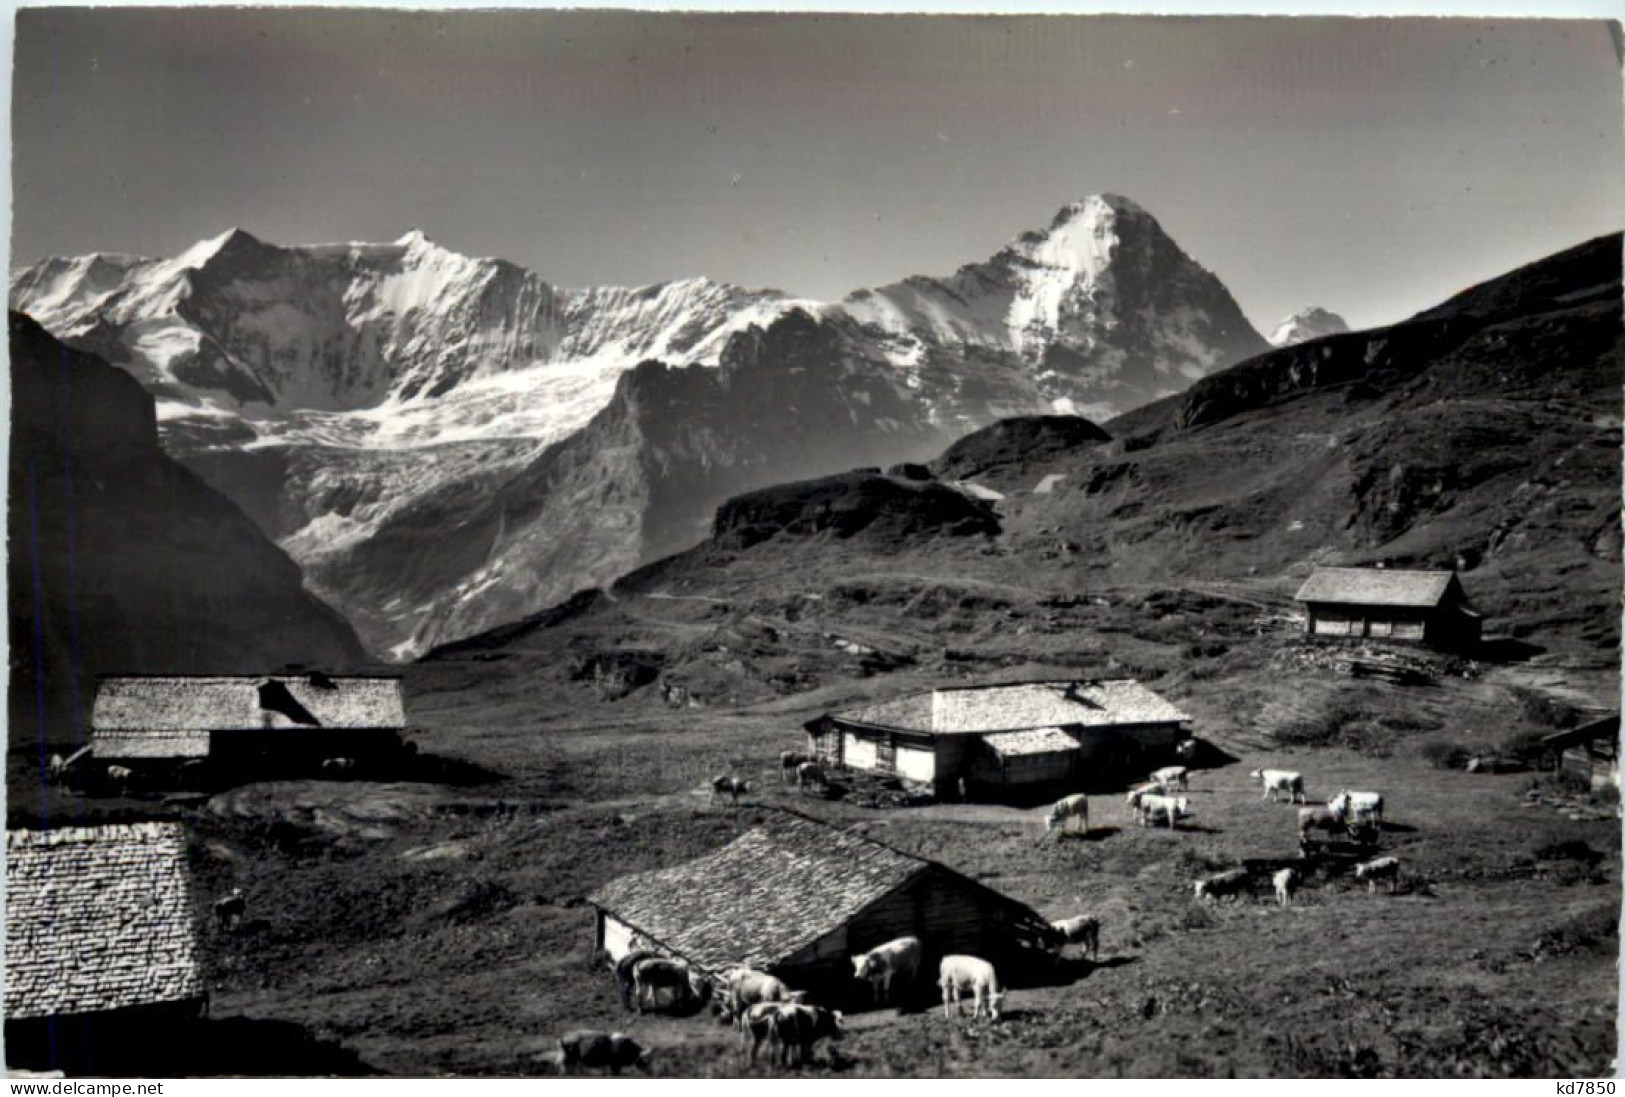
[587,811,1055,1001]
[803,679,1191,798]
[90,674,406,772]
[1543,715,1620,791]
[1294,567,1482,649]
[5,822,206,1068]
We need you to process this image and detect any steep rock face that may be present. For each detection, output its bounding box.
[13,199,1267,657]
[842,195,1270,424]
[392,310,953,653]
[1269,307,1350,347]
[7,312,366,742]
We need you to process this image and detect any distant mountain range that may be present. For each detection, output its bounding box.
[1268,306,1350,347]
[420,233,1622,717]
[12,195,1269,657]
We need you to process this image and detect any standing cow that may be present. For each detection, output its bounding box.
[780,751,813,783]
[1049,915,1101,961]
[1354,856,1402,894]
[557,1030,650,1075]
[710,775,751,805]
[851,936,923,1005]
[1044,794,1089,837]
[1193,868,1251,902]
[1273,867,1299,907]
[939,955,1005,1021]
[1249,768,1307,804]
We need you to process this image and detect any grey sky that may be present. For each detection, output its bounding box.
[12,10,1623,331]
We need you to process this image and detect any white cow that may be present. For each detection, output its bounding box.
[1049,915,1100,961]
[1273,867,1299,907]
[1329,790,1385,827]
[851,936,922,1005]
[1044,794,1089,836]
[1249,768,1306,804]
[1136,793,1188,829]
[939,955,1005,1021]
[1150,766,1189,791]
[1354,856,1402,894]
[716,967,800,1026]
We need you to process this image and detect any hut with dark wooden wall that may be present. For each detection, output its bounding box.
[90,673,407,775]
[1543,715,1620,791]
[803,678,1191,798]
[587,811,1054,1003]
[5,822,206,1072]
[1294,567,1482,649]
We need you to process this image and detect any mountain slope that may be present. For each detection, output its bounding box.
[418,233,1621,725]
[7,312,367,744]
[12,199,1269,657]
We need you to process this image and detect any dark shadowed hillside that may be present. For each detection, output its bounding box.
[7,312,367,748]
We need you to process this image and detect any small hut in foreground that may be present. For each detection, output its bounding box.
[5,822,206,1069]
[587,811,1054,1002]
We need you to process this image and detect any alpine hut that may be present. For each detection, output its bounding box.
[587,810,1055,1003]
[1294,567,1482,649]
[5,822,206,1070]
[90,673,407,776]
[1542,715,1620,791]
[803,678,1192,798]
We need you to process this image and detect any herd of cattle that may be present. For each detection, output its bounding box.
[559,743,1404,1074]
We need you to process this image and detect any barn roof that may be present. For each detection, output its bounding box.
[587,812,1044,973]
[1294,567,1463,608]
[93,675,406,734]
[983,727,1083,758]
[830,679,1189,735]
[6,822,205,1020]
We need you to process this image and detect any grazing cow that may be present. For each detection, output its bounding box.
[1049,915,1101,961]
[780,751,813,783]
[1193,868,1250,902]
[1354,856,1402,894]
[630,957,705,1013]
[1249,768,1306,803]
[320,757,356,774]
[851,936,923,1005]
[1150,766,1189,791]
[613,950,660,1010]
[104,764,135,791]
[1296,805,1349,842]
[939,955,1005,1021]
[795,762,826,790]
[1329,790,1385,827]
[710,775,751,805]
[1273,867,1299,907]
[214,888,246,931]
[1135,793,1188,829]
[558,1030,649,1076]
[1175,738,1198,764]
[1044,794,1089,836]
[768,1003,845,1067]
[717,967,799,1026]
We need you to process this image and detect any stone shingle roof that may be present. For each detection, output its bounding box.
[92,676,405,759]
[589,812,1048,974]
[983,727,1083,757]
[1294,567,1461,608]
[6,823,205,1020]
[834,680,1189,735]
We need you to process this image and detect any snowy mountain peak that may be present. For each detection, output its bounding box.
[1268,306,1351,347]
[176,226,268,269]
[1049,192,1148,228]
